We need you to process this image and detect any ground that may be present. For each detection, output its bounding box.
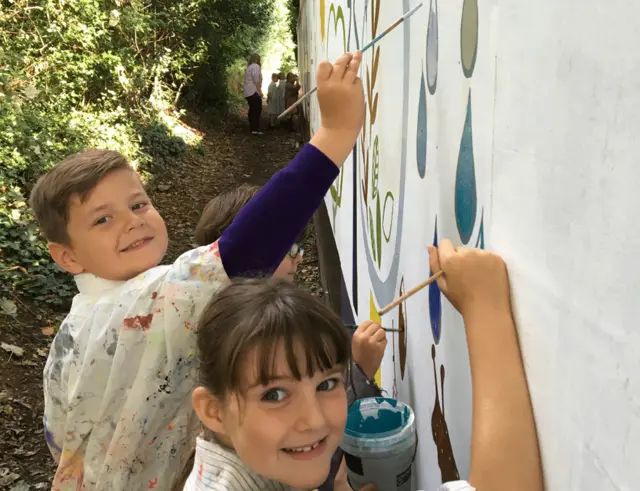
[0,109,324,490]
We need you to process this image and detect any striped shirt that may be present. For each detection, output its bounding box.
[244,63,263,98]
[183,438,304,491]
[183,439,475,491]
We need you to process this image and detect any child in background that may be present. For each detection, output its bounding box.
[267,73,280,129]
[425,240,544,491]
[277,72,287,118]
[31,51,366,491]
[194,184,304,281]
[177,279,380,491]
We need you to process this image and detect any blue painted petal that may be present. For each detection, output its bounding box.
[455,90,477,245]
[429,217,442,344]
[474,208,485,250]
[416,73,427,179]
[426,0,439,94]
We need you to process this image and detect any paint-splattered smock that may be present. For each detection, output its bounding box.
[43,143,340,491]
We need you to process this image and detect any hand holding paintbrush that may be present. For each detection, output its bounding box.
[278,3,424,120]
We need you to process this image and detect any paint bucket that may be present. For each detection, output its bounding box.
[340,397,417,491]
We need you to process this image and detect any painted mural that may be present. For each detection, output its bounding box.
[298,0,490,488]
[301,0,640,490]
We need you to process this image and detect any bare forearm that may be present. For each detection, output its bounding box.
[465,308,543,491]
[310,127,356,167]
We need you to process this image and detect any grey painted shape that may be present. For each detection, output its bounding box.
[357,0,410,307]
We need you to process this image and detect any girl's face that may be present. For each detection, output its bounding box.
[196,342,348,489]
[273,243,304,282]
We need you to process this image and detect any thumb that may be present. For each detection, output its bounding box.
[427,245,447,292]
[317,60,333,82]
[358,485,377,491]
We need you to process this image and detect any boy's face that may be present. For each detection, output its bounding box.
[50,169,169,281]
[195,342,347,489]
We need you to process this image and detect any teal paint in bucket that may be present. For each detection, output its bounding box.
[340,397,417,491]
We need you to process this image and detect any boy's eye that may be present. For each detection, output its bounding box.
[132,202,148,211]
[94,216,111,226]
[262,388,287,402]
[317,378,341,392]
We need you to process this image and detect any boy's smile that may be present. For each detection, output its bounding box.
[49,169,169,281]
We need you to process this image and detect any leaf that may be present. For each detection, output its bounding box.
[41,327,55,336]
[0,298,17,317]
[1,343,24,357]
[372,135,379,199]
[375,192,382,268]
[366,69,372,109]
[368,207,376,263]
[371,47,380,88]
[23,86,39,99]
[371,93,379,125]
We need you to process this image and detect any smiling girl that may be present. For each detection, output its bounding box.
[174,278,375,491]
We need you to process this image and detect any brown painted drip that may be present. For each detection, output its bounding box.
[431,344,460,482]
[398,278,407,379]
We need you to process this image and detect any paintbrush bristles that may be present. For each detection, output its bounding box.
[378,270,443,316]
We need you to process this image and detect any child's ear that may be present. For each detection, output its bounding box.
[48,242,85,275]
[193,387,227,436]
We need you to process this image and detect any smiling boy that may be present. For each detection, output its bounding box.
[30,52,365,491]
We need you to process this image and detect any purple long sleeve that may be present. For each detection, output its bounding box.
[219,143,340,278]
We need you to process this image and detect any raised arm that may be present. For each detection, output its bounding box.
[428,241,544,491]
[219,52,365,278]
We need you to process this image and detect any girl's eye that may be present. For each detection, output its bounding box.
[132,202,148,211]
[317,378,341,392]
[262,388,287,402]
[94,216,111,226]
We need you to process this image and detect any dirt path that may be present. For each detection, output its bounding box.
[0,110,323,489]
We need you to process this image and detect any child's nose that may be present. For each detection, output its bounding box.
[295,395,327,431]
[125,210,145,230]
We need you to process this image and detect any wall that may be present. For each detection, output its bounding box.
[298,1,640,490]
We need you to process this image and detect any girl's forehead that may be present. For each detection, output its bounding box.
[240,339,343,389]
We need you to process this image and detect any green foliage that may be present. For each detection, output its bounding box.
[0,174,76,306]
[0,0,282,307]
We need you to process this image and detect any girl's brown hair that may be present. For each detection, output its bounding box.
[198,277,350,396]
[171,278,350,490]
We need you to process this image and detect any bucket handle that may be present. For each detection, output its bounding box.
[412,433,419,464]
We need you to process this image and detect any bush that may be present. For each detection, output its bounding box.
[0,0,278,307]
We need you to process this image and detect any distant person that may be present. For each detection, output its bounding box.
[267,73,280,129]
[285,73,301,131]
[243,54,263,135]
[276,72,287,119]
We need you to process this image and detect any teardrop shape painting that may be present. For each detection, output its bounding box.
[398,278,407,379]
[460,0,478,78]
[416,74,428,178]
[455,91,477,245]
[475,208,485,250]
[429,217,442,344]
[426,0,439,94]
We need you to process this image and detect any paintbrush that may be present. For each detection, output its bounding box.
[378,270,443,316]
[278,2,424,120]
[346,324,402,333]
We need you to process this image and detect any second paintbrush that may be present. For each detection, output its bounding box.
[346,324,401,333]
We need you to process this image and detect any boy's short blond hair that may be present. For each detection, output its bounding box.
[195,184,261,246]
[29,149,132,245]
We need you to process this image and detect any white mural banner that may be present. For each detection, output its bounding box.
[299,0,640,490]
